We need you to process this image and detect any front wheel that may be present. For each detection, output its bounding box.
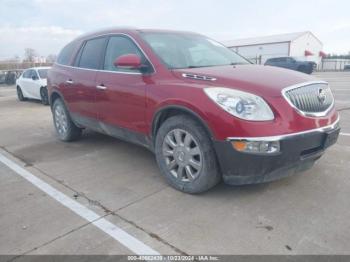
[52,98,82,141]
[155,115,221,194]
[17,86,26,101]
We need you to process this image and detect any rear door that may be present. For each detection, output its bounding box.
[68,37,108,123]
[95,35,153,137]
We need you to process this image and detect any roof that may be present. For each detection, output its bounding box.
[75,27,200,41]
[223,31,322,47]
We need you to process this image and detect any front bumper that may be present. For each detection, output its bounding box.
[214,119,340,185]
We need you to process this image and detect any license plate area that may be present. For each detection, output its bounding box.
[323,128,340,149]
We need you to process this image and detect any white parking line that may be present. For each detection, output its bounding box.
[0,153,159,256]
[340,132,350,136]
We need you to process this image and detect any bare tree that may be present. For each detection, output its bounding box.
[46,54,57,63]
[24,48,38,62]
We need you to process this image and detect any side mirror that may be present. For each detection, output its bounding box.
[114,54,142,69]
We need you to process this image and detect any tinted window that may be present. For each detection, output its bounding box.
[29,70,38,79]
[57,42,76,65]
[73,44,84,67]
[78,37,107,69]
[38,69,48,79]
[22,70,31,78]
[103,36,148,72]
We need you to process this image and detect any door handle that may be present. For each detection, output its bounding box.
[96,84,107,90]
[66,79,74,84]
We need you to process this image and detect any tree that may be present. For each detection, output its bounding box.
[46,54,57,63]
[24,48,38,62]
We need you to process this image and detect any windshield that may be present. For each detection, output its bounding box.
[38,69,48,79]
[140,32,250,69]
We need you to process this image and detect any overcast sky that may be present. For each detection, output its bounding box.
[0,0,349,60]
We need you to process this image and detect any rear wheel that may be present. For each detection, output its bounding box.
[52,98,82,141]
[40,86,49,105]
[298,65,311,74]
[17,86,26,101]
[155,115,221,194]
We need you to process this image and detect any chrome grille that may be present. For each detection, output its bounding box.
[283,82,334,117]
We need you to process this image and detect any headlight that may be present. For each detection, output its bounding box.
[204,87,274,121]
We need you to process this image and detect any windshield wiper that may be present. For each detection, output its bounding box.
[187,65,209,68]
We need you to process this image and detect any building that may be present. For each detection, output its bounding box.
[223,31,325,64]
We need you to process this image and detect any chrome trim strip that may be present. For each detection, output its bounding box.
[281,80,335,117]
[55,33,155,75]
[182,73,217,81]
[227,116,340,142]
[96,85,107,90]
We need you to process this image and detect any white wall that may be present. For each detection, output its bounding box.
[290,32,323,63]
[230,42,289,64]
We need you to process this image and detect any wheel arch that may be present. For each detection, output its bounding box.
[151,105,214,143]
[50,90,64,110]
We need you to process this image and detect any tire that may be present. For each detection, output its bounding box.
[306,65,313,74]
[17,86,26,101]
[40,86,49,105]
[298,65,311,74]
[52,98,82,141]
[155,115,221,194]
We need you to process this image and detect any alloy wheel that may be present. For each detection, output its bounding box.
[54,104,68,136]
[162,128,203,182]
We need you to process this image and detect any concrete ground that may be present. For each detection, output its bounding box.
[0,72,349,257]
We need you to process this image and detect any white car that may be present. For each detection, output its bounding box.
[16,67,50,105]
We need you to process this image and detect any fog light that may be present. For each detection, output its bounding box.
[231,140,280,154]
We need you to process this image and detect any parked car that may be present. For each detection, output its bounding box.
[344,64,350,71]
[16,67,50,105]
[265,57,316,74]
[48,28,339,193]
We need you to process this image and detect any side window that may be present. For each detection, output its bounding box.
[73,43,84,67]
[57,42,76,65]
[30,70,39,79]
[22,70,30,78]
[78,37,107,69]
[103,36,148,72]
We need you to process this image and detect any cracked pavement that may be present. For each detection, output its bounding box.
[0,71,350,257]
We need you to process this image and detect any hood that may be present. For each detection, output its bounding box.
[172,64,316,97]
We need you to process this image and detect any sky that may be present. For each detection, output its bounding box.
[0,0,349,60]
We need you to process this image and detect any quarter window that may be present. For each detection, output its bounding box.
[57,42,76,65]
[78,37,107,69]
[103,36,149,72]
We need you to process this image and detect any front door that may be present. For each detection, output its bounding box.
[95,35,154,141]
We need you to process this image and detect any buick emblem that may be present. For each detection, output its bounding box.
[317,88,326,103]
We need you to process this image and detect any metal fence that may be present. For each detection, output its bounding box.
[0,62,53,71]
[317,59,350,71]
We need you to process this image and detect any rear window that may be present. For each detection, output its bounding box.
[78,37,107,69]
[57,42,76,65]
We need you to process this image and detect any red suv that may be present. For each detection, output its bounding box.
[48,28,340,193]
